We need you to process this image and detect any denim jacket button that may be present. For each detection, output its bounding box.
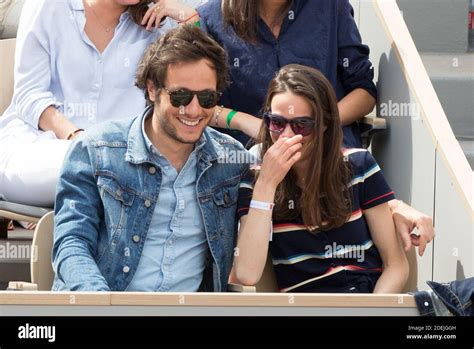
[144,200,151,208]
[132,235,140,243]
[224,192,230,204]
[148,166,156,175]
[123,266,130,273]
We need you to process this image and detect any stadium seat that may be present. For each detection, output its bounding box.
[7,211,54,291]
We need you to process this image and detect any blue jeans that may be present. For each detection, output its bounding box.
[414,277,474,316]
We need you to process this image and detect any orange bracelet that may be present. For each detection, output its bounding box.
[180,11,199,24]
[66,128,84,140]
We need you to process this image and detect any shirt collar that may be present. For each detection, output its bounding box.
[69,0,131,20]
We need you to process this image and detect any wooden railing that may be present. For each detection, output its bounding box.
[0,292,418,316]
[353,0,473,286]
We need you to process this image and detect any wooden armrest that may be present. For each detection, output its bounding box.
[228,283,257,293]
[360,116,387,129]
[7,281,38,291]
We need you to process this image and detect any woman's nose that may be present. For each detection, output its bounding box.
[279,123,295,138]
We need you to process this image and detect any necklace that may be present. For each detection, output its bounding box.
[86,1,117,33]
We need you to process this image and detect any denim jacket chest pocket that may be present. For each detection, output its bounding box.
[210,176,240,234]
[97,176,136,245]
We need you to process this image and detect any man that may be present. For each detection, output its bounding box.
[52,25,249,292]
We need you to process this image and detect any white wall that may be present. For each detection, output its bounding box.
[358,0,473,288]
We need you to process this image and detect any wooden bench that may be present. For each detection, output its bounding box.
[0,291,418,316]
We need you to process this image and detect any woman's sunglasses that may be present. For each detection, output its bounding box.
[263,113,316,136]
[163,88,222,109]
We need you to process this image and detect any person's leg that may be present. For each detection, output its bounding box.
[0,139,71,207]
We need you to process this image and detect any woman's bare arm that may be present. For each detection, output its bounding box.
[364,203,409,293]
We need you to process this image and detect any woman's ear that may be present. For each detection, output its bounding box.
[146,80,157,102]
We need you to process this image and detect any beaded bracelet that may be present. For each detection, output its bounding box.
[213,105,224,127]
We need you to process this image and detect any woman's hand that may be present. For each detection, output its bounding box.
[141,0,198,31]
[258,135,303,189]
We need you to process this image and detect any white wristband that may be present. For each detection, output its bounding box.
[250,200,274,211]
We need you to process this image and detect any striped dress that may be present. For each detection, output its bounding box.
[237,148,396,293]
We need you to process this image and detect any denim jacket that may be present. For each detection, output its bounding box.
[52,106,251,292]
[413,277,474,316]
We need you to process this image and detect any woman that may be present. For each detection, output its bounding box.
[198,0,376,148]
[0,0,203,206]
[202,0,434,258]
[232,65,409,293]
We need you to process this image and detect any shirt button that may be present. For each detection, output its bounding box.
[123,266,130,273]
[132,235,140,243]
[144,200,151,208]
[148,166,156,175]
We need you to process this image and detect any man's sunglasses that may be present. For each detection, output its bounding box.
[263,113,316,136]
[163,88,222,109]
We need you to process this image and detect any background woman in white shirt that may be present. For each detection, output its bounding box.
[0,0,202,206]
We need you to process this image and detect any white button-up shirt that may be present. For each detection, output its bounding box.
[0,0,175,140]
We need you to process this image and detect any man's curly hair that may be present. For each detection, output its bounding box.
[135,24,229,104]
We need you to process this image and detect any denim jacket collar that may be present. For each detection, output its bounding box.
[126,105,221,166]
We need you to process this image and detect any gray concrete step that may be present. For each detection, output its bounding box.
[421,53,474,140]
[397,0,470,53]
[458,138,474,169]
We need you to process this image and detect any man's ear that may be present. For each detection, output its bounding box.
[146,80,157,102]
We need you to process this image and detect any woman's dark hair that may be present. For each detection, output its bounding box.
[257,64,352,231]
[128,0,153,26]
[135,24,229,104]
[222,0,292,44]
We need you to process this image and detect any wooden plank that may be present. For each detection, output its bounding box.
[110,293,416,308]
[0,292,416,308]
[0,292,110,305]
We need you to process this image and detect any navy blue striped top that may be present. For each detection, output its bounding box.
[237,148,396,293]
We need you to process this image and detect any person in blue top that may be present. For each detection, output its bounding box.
[233,64,409,293]
[199,0,436,259]
[198,0,376,148]
[0,0,204,207]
